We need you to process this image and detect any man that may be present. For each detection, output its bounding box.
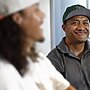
[0,0,76,90]
[47,4,90,90]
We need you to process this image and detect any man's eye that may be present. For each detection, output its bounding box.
[83,22,89,26]
[71,21,79,26]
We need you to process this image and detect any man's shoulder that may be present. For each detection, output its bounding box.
[47,47,58,57]
[47,47,64,63]
[47,39,65,57]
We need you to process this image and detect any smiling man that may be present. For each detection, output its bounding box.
[47,4,90,90]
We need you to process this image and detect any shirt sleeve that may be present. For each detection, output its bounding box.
[0,64,23,90]
[39,52,70,90]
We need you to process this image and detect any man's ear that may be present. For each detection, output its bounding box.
[62,24,66,32]
[12,13,23,25]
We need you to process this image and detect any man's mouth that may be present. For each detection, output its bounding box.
[75,31,87,36]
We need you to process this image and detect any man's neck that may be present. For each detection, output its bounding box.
[68,43,85,57]
[65,39,85,57]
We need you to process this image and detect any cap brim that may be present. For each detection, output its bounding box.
[65,9,90,21]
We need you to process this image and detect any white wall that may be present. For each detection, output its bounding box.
[88,0,90,8]
[36,0,51,55]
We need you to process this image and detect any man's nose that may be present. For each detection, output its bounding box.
[77,23,85,30]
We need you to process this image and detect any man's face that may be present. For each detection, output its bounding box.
[62,16,90,44]
[19,3,45,42]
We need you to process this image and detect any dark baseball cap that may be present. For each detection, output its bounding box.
[63,4,90,23]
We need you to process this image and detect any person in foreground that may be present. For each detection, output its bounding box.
[47,4,90,90]
[0,0,76,90]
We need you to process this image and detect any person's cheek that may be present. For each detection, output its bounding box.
[32,13,41,23]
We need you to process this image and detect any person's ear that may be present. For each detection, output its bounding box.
[12,13,23,25]
[62,24,66,32]
[62,24,67,32]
